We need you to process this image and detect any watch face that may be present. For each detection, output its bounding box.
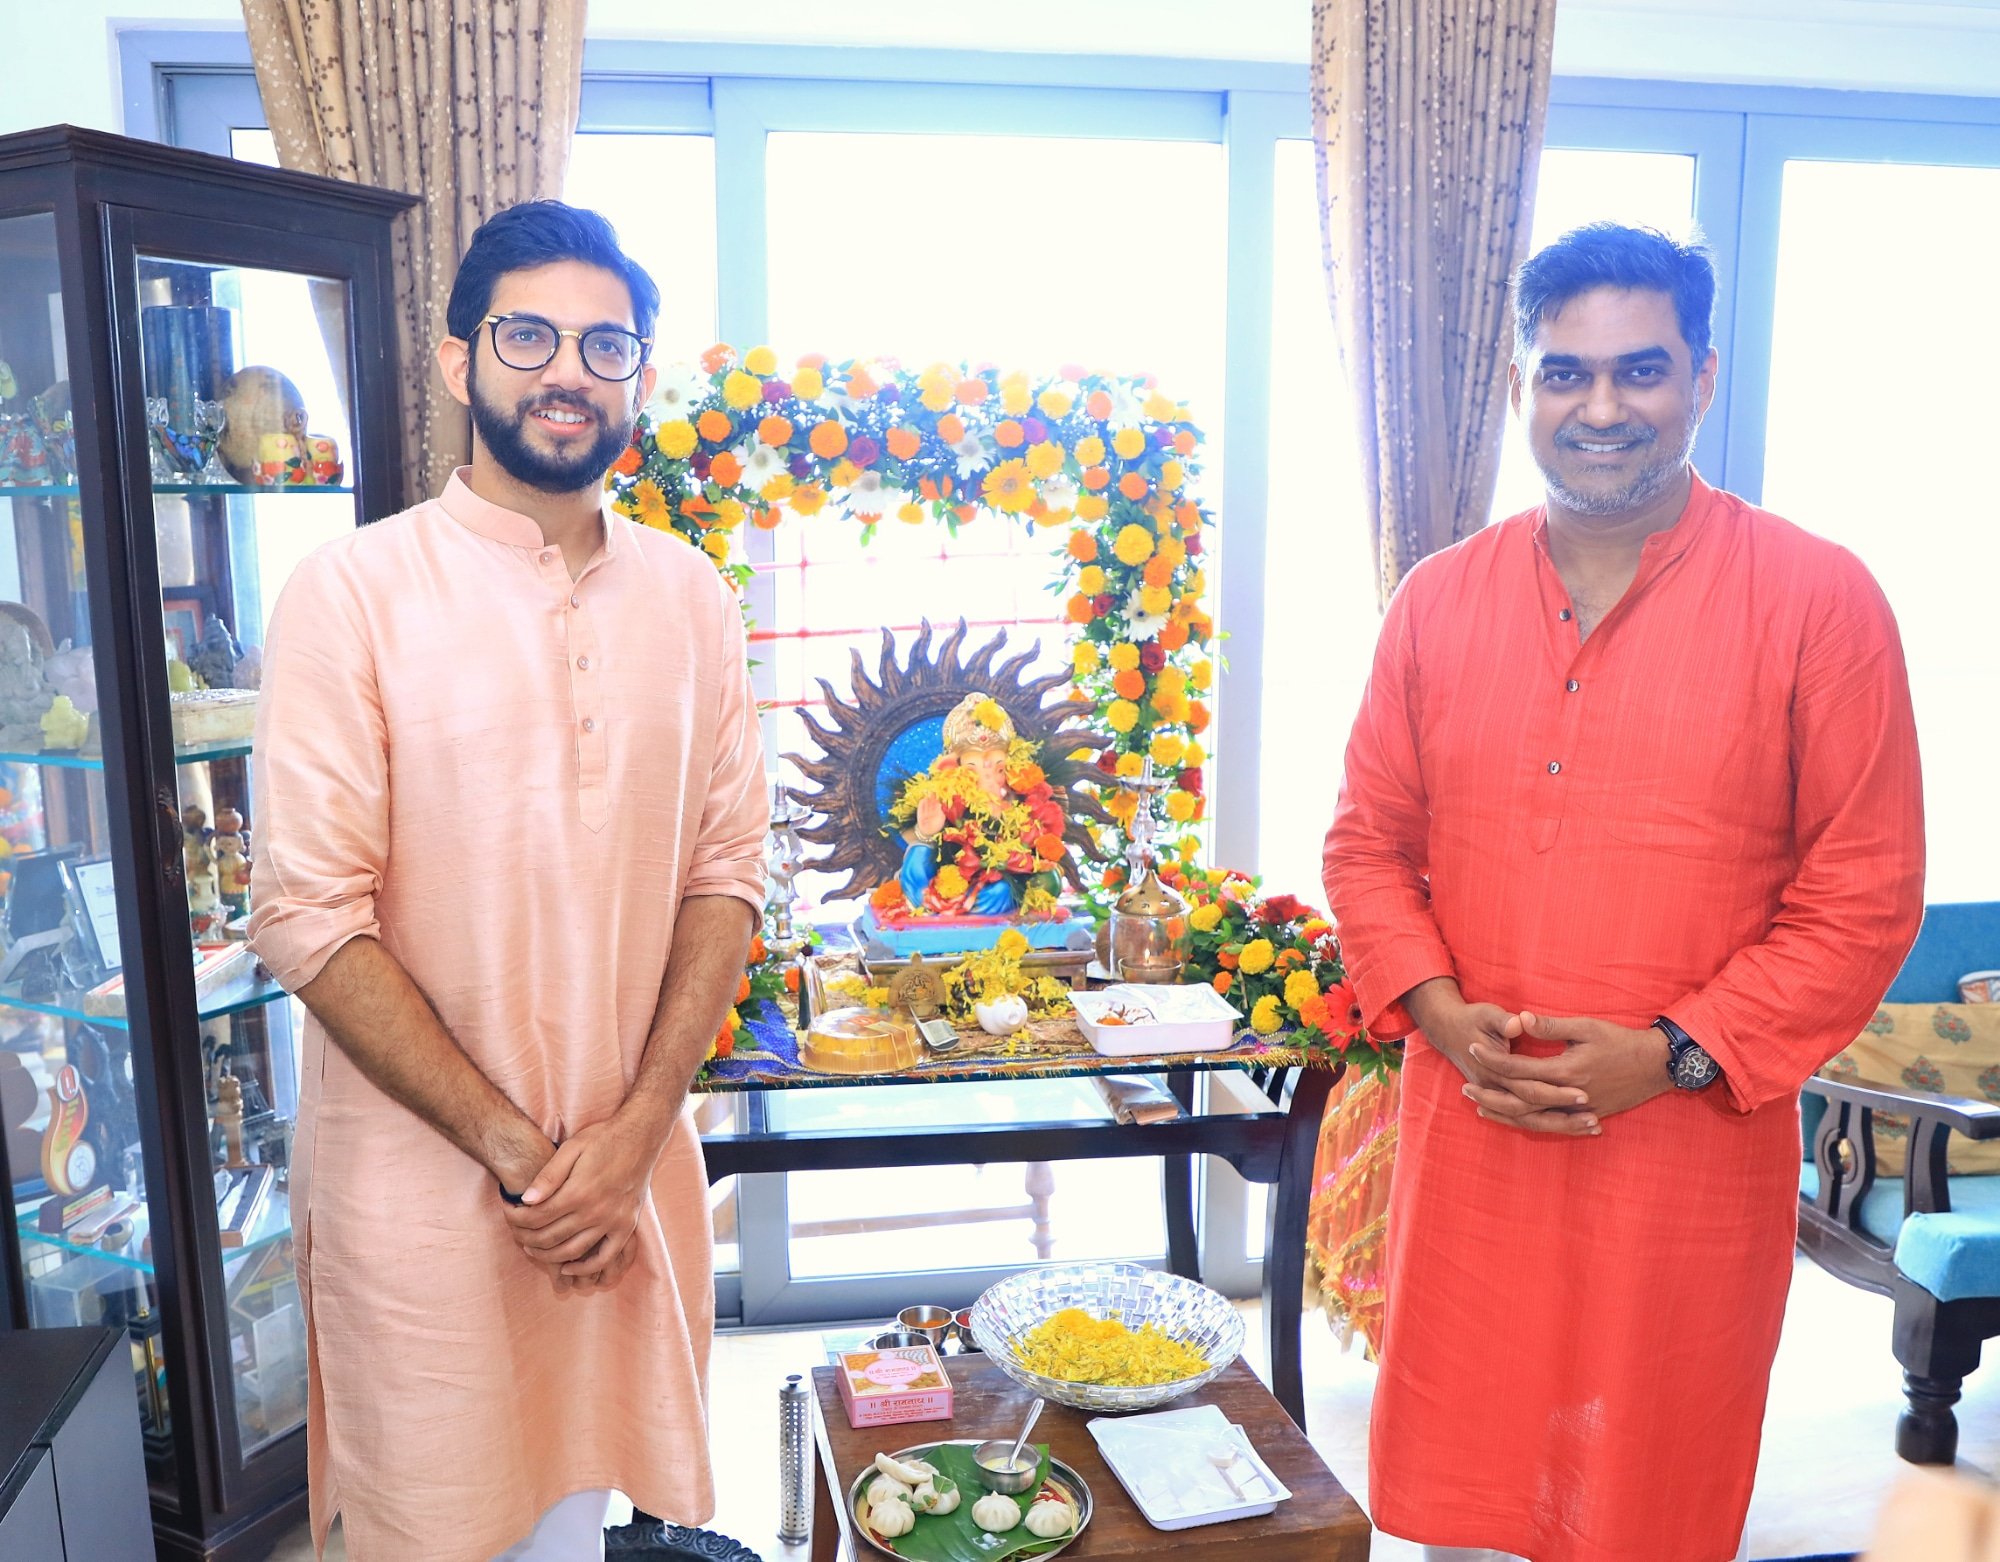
[64,1140,97,1189]
[1674,1046,1720,1089]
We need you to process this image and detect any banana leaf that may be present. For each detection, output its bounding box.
[859,1443,1075,1560]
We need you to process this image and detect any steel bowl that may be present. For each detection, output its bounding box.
[970,1439,1041,1494]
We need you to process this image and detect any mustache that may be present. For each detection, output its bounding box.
[1555,424,1657,449]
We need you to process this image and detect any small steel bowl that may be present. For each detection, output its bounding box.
[897,1304,955,1347]
[867,1329,928,1350]
[970,1439,1041,1495]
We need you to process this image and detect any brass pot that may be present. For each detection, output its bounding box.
[1108,868,1191,984]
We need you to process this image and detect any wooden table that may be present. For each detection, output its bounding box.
[808,1353,1371,1562]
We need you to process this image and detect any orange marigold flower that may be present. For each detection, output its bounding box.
[955,377,989,405]
[1066,593,1096,624]
[758,415,793,446]
[1034,832,1065,861]
[1087,389,1113,420]
[736,973,752,1004]
[1212,971,1234,995]
[1143,555,1174,589]
[936,413,967,445]
[846,365,880,397]
[995,419,1026,448]
[1189,700,1212,734]
[1217,948,1240,970]
[697,409,733,442]
[1158,619,1190,651]
[751,506,782,529]
[700,343,734,374]
[953,503,979,524]
[1178,503,1203,536]
[783,966,801,994]
[612,443,643,476]
[1118,472,1150,501]
[709,451,743,487]
[1082,466,1111,492]
[887,426,922,460]
[1113,668,1146,700]
[1174,430,1197,455]
[749,934,767,963]
[1066,529,1098,562]
[809,421,848,460]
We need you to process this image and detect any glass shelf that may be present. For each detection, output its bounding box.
[17,1182,293,1276]
[0,484,353,499]
[0,737,254,771]
[0,966,288,1031]
[0,484,80,498]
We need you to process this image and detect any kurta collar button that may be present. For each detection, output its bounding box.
[582,717,596,733]
[539,551,553,565]
[1547,761,1562,774]
[1566,679,1580,693]
[577,656,590,670]
[570,593,581,608]
[1559,608,1573,622]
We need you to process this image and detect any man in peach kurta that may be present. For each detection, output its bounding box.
[1324,225,1924,1562]
[250,203,767,1561]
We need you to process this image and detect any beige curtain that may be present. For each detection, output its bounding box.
[240,0,589,503]
[1312,0,1558,605]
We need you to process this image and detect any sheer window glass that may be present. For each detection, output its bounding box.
[1760,159,2000,902]
[1490,150,1699,519]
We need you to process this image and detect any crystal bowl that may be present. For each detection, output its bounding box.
[966,1261,1245,1413]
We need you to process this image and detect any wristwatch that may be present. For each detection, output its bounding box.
[1654,1015,1720,1091]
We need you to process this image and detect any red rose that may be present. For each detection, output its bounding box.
[1091,593,1116,616]
[1186,534,1204,557]
[1139,643,1167,674]
[1095,751,1119,776]
[1178,766,1203,794]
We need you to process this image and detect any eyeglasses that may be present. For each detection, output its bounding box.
[479,314,651,382]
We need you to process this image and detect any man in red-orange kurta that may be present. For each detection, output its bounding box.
[1324,223,1925,1562]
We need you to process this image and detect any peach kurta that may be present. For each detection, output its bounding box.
[1324,477,1925,1562]
[248,472,768,1562]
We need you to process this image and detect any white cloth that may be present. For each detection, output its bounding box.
[491,1489,614,1561]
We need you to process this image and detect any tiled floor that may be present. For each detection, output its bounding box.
[268,1254,1999,1560]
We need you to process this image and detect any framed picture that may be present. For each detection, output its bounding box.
[61,855,120,977]
[162,593,203,663]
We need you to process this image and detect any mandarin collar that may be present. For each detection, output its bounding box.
[438,468,623,565]
[1530,469,1716,562]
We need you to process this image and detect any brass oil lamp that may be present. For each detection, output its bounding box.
[1107,759,1191,983]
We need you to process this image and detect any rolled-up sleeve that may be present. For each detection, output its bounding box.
[680,585,769,914]
[247,549,389,991]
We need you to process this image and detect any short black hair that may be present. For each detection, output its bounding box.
[445,200,659,349]
[1513,222,1715,368]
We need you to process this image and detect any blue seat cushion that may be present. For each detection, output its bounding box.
[1802,1164,2000,1302]
[1885,901,2000,1003]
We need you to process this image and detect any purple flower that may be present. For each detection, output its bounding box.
[849,436,881,468]
[877,384,902,404]
[789,454,813,479]
[762,379,791,402]
[1151,426,1175,448]
[1022,417,1047,444]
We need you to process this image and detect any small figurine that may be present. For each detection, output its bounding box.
[212,806,251,916]
[0,623,59,752]
[38,694,88,752]
[216,1072,247,1168]
[188,615,243,692]
[182,805,221,925]
[306,434,343,486]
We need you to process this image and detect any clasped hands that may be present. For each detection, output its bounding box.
[1408,981,1673,1138]
[490,1111,672,1291]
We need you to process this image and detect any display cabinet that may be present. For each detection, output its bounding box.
[0,125,411,1561]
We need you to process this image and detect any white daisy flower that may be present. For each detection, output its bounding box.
[741,442,786,489]
[651,362,708,416]
[848,470,896,517]
[1038,474,1079,514]
[1125,587,1167,641]
[953,432,993,481]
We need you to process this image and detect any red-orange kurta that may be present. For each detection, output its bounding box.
[1323,476,1924,1562]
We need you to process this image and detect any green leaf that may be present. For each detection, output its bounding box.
[858,1444,1070,1561]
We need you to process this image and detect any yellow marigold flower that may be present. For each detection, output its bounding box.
[921,382,955,412]
[1038,388,1074,420]
[1144,390,1181,421]
[1284,970,1321,1011]
[1160,459,1184,492]
[1154,666,1186,696]
[1036,507,1074,529]
[1140,584,1172,615]
[831,458,861,488]
[791,484,828,516]
[1073,435,1106,466]
[1000,375,1034,416]
[1177,836,1201,861]
[975,698,1008,731]
[715,497,746,530]
[1027,440,1066,479]
[1078,495,1110,521]
[655,418,698,459]
[1239,938,1276,976]
[1106,787,1140,823]
[1157,536,1187,568]
[1154,691,1190,722]
[1077,565,1106,596]
[998,928,1030,957]
[702,532,732,563]
[1071,641,1101,676]
[1187,568,1208,597]
[982,458,1036,514]
[1191,660,1214,692]
[744,345,778,376]
[898,501,927,525]
[1107,642,1141,672]
[1107,700,1140,734]
[1164,789,1197,823]
[723,371,762,410]
[1112,426,1146,460]
[1115,751,1145,778]
[761,473,795,502]
[1150,732,1186,767]
[1251,994,1284,1034]
[863,986,893,1008]
[793,365,826,400]
[1184,740,1207,766]
[632,479,670,529]
[936,866,969,899]
[1113,524,1156,566]
[1189,902,1223,933]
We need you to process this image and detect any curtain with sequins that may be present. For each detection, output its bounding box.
[240,0,588,502]
[1311,0,1557,605]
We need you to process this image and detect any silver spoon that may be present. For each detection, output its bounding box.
[1006,1397,1045,1471]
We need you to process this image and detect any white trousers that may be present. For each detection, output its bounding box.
[491,1489,615,1562]
[1421,1531,1750,1562]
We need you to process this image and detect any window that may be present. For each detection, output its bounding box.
[564,133,719,367]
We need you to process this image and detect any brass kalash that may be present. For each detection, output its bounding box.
[1105,759,1192,983]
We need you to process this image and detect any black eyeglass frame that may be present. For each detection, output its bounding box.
[477,313,653,382]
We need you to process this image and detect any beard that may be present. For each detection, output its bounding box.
[1539,401,1701,517]
[467,355,634,495]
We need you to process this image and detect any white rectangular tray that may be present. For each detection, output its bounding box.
[1070,983,1241,1056]
[1086,1405,1292,1529]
